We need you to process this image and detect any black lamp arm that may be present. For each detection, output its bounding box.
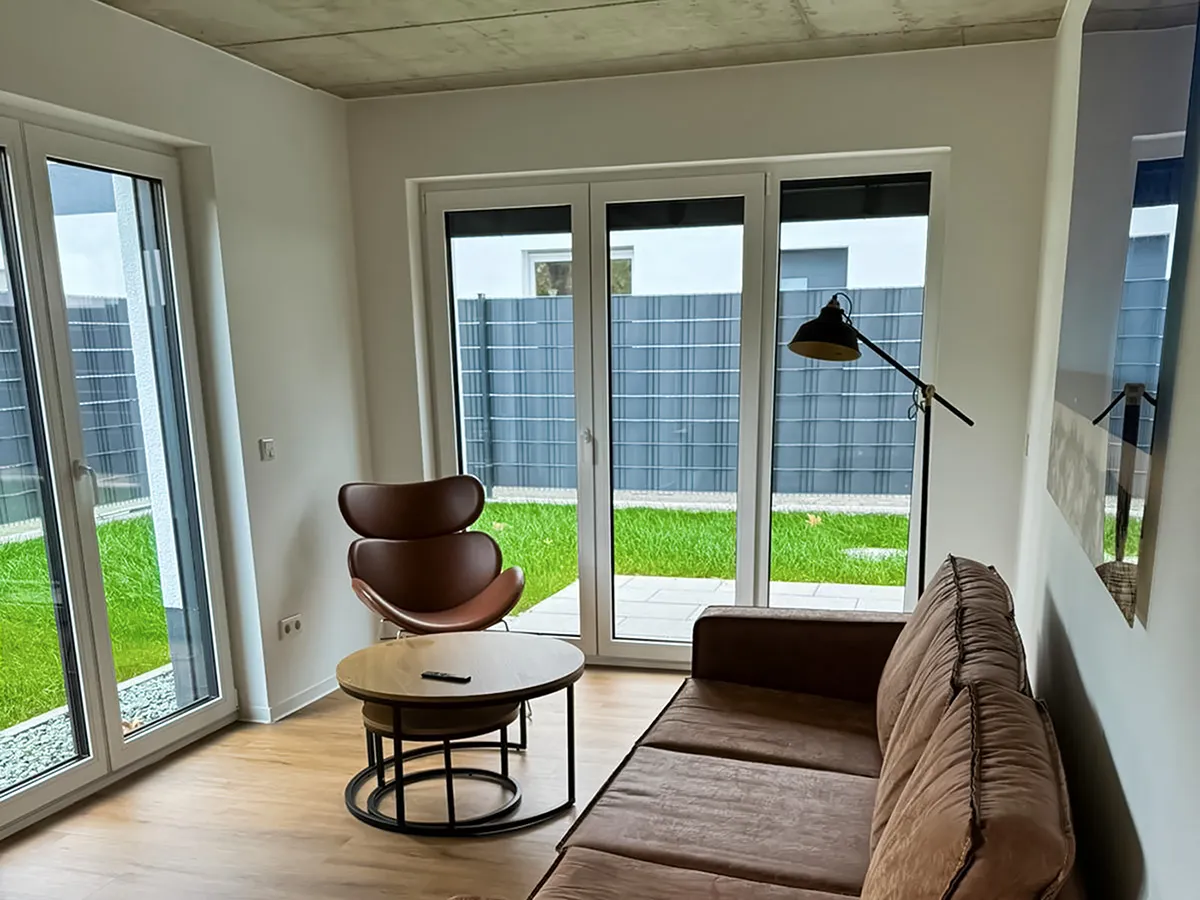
[851,326,976,428]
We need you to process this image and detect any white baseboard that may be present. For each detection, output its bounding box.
[265,675,340,723]
[239,704,273,724]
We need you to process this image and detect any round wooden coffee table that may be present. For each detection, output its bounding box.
[336,631,585,837]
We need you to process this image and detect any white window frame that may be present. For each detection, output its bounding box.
[417,149,949,666]
[755,151,949,611]
[0,119,236,835]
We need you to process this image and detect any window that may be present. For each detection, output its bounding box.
[526,248,633,296]
[768,173,932,611]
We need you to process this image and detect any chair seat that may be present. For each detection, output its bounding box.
[641,678,882,777]
[562,746,877,896]
[362,700,520,740]
[534,848,856,900]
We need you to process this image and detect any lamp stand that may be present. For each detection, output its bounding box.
[850,329,974,595]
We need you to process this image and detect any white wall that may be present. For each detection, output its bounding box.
[1016,21,1200,899]
[349,40,1056,581]
[0,0,373,721]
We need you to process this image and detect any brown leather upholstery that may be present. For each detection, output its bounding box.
[871,559,1029,848]
[339,476,484,539]
[862,683,1075,900]
[361,700,519,740]
[339,476,523,634]
[498,555,1076,900]
[536,848,855,900]
[876,556,1026,754]
[562,746,877,895]
[692,606,908,703]
[640,679,882,777]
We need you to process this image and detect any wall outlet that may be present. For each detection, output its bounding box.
[279,613,303,640]
[258,438,276,462]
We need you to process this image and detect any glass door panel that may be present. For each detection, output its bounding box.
[603,195,746,644]
[0,149,90,795]
[42,160,217,737]
[443,204,583,638]
[767,174,932,612]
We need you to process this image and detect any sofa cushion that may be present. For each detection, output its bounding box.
[533,848,853,900]
[872,557,1028,845]
[862,683,1074,900]
[641,678,882,777]
[876,557,1025,756]
[562,746,876,895]
[871,597,1028,847]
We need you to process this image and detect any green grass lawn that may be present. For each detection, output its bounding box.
[0,515,168,730]
[475,502,910,615]
[1104,513,1143,559]
[1,501,1135,731]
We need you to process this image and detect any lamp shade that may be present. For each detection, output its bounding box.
[787,299,862,362]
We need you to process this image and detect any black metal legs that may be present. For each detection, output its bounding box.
[343,687,577,837]
[918,386,933,594]
[566,684,576,804]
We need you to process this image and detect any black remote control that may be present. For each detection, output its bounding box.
[421,670,472,684]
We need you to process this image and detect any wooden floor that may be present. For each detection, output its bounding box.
[0,669,684,900]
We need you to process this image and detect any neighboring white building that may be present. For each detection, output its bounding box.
[449,216,931,299]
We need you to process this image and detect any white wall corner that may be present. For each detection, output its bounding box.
[1012,0,1089,662]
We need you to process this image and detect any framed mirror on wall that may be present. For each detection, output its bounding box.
[1047,5,1198,625]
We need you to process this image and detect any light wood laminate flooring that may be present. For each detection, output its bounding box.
[0,668,684,900]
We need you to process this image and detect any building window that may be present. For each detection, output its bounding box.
[525,248,633,296]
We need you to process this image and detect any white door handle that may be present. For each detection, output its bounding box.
[580,428,596,466]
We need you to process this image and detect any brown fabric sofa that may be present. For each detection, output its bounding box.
[465,556,1076,900]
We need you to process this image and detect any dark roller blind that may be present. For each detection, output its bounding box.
[445,205,572,238]
[780,173,931,222]
[1133,157,1184,208]
[608,196,744,231]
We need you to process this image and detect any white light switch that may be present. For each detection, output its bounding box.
[258,438,276,462]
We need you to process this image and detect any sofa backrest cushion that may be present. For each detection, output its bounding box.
[862,682,1074,900]
[876,557,1025,756]
[871,583,1028,846]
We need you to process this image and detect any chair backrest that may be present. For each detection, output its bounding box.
[339,475,485,539]
[339,476,501,614]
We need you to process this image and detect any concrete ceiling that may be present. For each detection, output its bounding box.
[1086,0,1198,31]
[99,0,1072,98]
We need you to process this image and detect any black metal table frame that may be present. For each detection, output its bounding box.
[344,683,576,837]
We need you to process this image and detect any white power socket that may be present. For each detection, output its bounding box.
[279,613,304,640]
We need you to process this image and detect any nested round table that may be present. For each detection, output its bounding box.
[336,631,584,837]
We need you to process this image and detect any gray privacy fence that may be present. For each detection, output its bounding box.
[1,294,148,527]
[456,288,925,498]
[1107,278,1169,496]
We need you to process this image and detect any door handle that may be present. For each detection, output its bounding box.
[579,428,596,466]
[72,458,98,498]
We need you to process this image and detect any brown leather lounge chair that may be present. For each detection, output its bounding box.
[338,475,525,634]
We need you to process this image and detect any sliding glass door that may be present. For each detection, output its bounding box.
[763,174,933,613]
[1,122,232,830]
[425,162,941,662]
[0,128,96,803]
[428,186,596,650]
[426,176,765,663]
[590,177,764,662]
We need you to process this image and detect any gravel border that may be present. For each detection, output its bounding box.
[0,665,178,792]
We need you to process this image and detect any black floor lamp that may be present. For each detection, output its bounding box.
[788,293,976,593]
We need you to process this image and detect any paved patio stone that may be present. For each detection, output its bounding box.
[508,575,908,641]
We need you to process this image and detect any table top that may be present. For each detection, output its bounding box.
[335,631,585,707]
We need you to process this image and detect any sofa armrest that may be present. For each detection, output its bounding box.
[691,606,908,704]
